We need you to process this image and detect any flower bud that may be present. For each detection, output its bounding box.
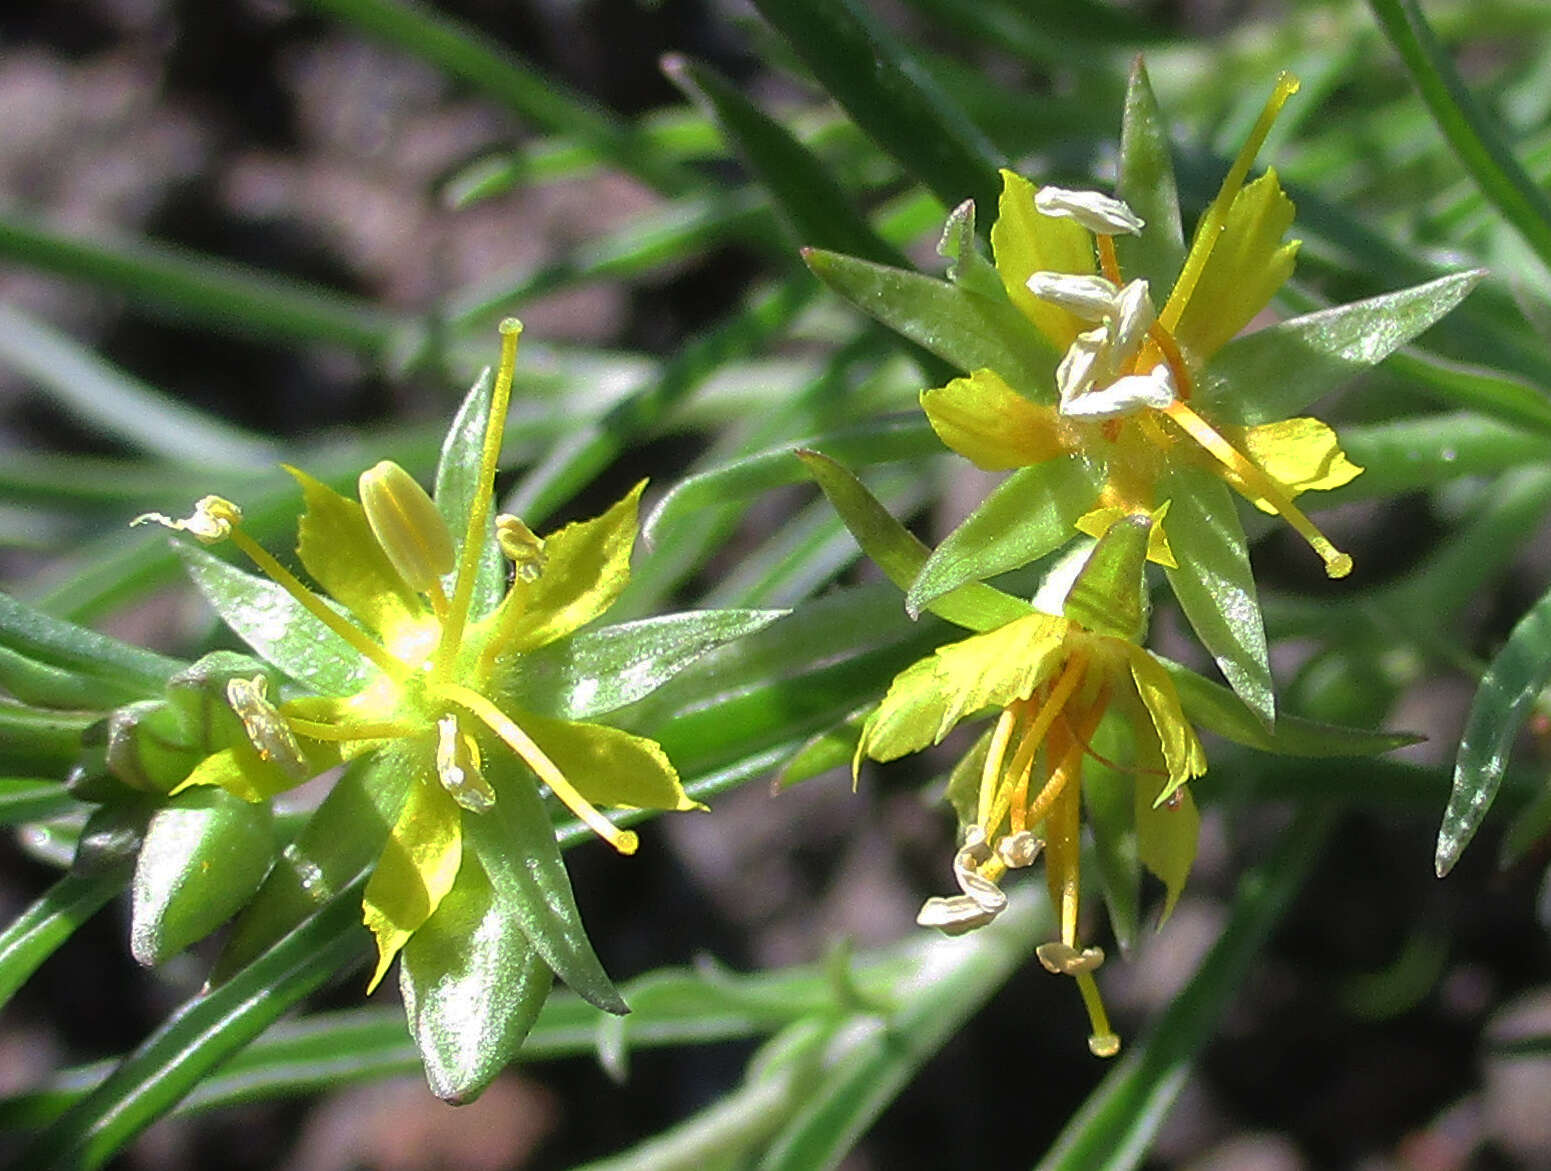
[1034,186,1145,236]
[358,461,455,594]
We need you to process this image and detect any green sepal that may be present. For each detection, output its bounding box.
[1081,715,1140,954]
[129,788,277,966]
[465,753,627,1014]
[796,449,1033,633]
[1437,581,1551,876]
[400,850,554,1103]
[937,199,1005,301]
[100,700,202,794]
[1159,465,1274,726]
[1197,270,1485,425]
[176,543,372,696]
[907,457,1098,619]
[1114,56,1185,295]
[1135,741,1199,925]
[435,367,506,620]
[1163,658,1421,756]
[802,248,1057,396]
[212,751,414,983]
[777,708,869,789]
[497,609,788,720]
[1062,514,1152,641]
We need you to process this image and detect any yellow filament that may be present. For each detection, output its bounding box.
[1160,71,1300,332]
[1161,399,1352,577]
[984,654,1088,836]
[435,319,522,679]
[436,682,639,855]
[1045,741,1083,948]
[1076,971,1120,1058]
[1096,234,1122,284]
[225,527,408,679]
[977,705,1021,831]
[426,579,450,622]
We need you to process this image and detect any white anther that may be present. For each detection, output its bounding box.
[1036,941,1107,975]
[917,894,1002,935]
[953,850,1009,915]
[1108,279,1155,361]
[1034,186,1145,236]
[1055,325,1109,404]
[1060,362,1177,421]
[226,675,307,777]
[131,495,242,544]
[996,832,1043,869]
[1026,272,1120,321]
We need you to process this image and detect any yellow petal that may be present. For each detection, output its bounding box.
[1168,170,1298,362]
[1135,771,1199,924]
[362,777,463,992]
[991,170,1096,351]
[1236,417,1363,512]
[485,481,645,654]
[516,711,703,812]
[288,467,421,641]
[860,613,1069,763]
[921,369,1065,470]
[1074,504,1178,569]
[1127,648,1207,803]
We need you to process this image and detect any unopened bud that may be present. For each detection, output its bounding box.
[1034,186,1145,236]
[358,461,455,593]
[495,514,547,582]
[132,495,242,544]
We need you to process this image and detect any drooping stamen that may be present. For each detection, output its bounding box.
[1161,398,1353,577]
[977,704,1021,830]
[1076,971,1121,1058]
[436,681,639,855]
[1044,733,1084,948]
[1160,71,1299,332]
[435,318,522,679]
[223,526,410,679]
[983,654,1088,836]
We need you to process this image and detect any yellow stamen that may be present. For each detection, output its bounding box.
[977,705,1021,830]
[1160,71,1300,332]
[1144,322,1193,399]
[1096,234,1122,285]
[435,318,522,679]
[436,681,639,855]
[1045,736,1083,948]
[1161,399,1352,577]
[1076,971,1120,1058]
[984,654,1088,836]
[224,527,410,679]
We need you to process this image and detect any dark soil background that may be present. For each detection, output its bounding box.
[1,1,1549,1169]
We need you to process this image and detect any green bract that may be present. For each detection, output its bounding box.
[132,321,786,1101]
[805,60,1483,724]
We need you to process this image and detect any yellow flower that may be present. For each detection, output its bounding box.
[856,516,1204,1057]
[922,72,1360,579]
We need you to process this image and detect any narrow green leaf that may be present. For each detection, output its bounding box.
[0,701,94,775]
[0,870,124,1013]
[17,878,367,1170]
[749,0,1003,217]
[0,779,80,827]
[796,449,1034,633]
[0,590,182,699]
[1159,467,1273,726]
[1164,660,1419,757]
[1035,809,1330,1171]
[1114,57,1184,294]
[803,249,1056,395]
[1337,413,1551,497]
[1368,0,1551,270]
[909,458,1097,618]
[466,755,627,1014]
[175,544,372,696]
[401,851,554,1103]
[502,610,789,720]
[130,789,278,966]
[1197,270,1485,424]
[1437,582,1551,876]
[0,303,277,468]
